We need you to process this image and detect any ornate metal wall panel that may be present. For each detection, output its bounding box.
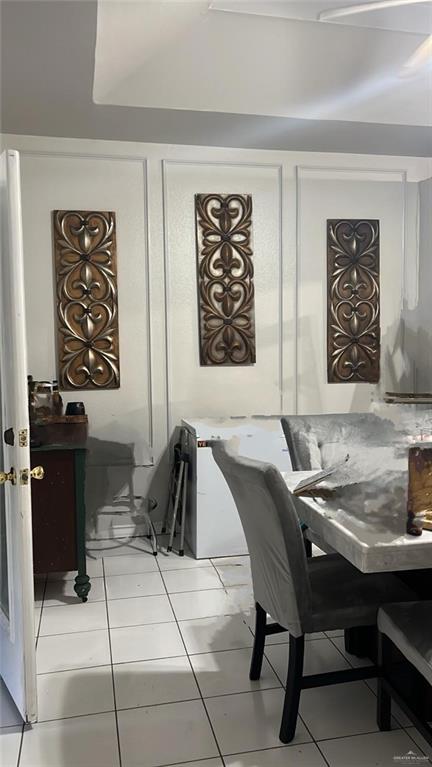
[53,210,120,390]
[327,219,380,384]
[195,193,255,365]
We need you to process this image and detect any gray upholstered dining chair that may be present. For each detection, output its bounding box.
[377,601,432,747]
[211,440,417,743]
[280,412,399,473]
[280,414,344,557]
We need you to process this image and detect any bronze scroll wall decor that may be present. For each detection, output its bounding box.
[195,193,256,366]
[53,210,120,390]
[327,219,380,384]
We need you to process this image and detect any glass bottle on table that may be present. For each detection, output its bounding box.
[52,379,63,417]
[406,446,432,536]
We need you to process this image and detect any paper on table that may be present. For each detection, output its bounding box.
[293,454,350,496]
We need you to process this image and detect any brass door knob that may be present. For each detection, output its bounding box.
[0,468,16,485]
[30,466,44,480]
[19,466,45,485]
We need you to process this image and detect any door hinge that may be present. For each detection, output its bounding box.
[0,468,16,485]
[19,429,28,448]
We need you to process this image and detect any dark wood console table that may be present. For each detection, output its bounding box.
[31,444,90,601]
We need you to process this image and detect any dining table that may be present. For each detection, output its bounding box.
[283,470,432,574]
[284,467,432,695]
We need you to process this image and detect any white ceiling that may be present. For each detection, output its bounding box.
[211,1,432,34]
[93,0,432,126]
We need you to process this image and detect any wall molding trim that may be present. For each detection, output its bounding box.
[295,164,412,405]
[19,149,155,456]
[161,157,284,436]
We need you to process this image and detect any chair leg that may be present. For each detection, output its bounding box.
[279,635,305,744]
[377,632,392,731]
[377,679,392,731]
[303,535,312,558]
[249,603,267,681]
[344,626,372,658]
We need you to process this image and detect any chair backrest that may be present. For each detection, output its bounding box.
[211,440,311,636]
[280,412,398,471]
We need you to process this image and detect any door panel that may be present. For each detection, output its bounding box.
[0,150,37,722]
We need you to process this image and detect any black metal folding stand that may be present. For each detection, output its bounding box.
[163,428,189,557]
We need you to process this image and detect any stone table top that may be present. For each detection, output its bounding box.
[283,470,432,573]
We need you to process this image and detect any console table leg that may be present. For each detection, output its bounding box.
[74,572,91,602]
[74,448,91,602]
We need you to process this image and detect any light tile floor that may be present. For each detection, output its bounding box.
[0,536,431,767]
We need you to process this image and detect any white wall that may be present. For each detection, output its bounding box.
[20,154,152,466]
[1,133,430,538]
[164,161,285,426]
[417,177,432,392]
[297,170,410,413]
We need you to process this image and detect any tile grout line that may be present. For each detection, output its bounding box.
[15,722,25,767]
[163,552,314,756]
[219,741,312,759]
[36,633,404,713]
[39,562,373,722]
[315,727,431,745]
[27,708,116,726]
[37,546,426,765]
[35,649,270,677]
[326,635,410,732]
[26,683,299,727]
[153,758,225,767]
[313,740,332,767]
[34,574,48,648]
[35,662,117,677]
[84,546,431,762]
[35,643,270,677]
[160,758,225,767]
[158,553,328,763]
[37,618,174,639]
[101,558,123,767]
[402,727,432,760]
[21,574,48,766]
[211,561,231,593]
[310,634,415,740]
[159,565,227,766]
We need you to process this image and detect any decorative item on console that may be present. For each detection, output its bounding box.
[65,401,86,416]
[385,392,432,405]
[195,193,255,366]
[407,445,432,536]
[28,375,88,446]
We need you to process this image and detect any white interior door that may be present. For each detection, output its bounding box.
[0,149,37,722]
